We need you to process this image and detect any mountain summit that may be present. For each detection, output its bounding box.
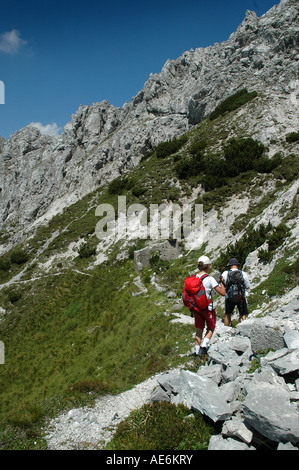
[0,0,298,241]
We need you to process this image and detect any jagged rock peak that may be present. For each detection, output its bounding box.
[0,0,298,240]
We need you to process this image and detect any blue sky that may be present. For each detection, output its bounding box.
[0,0,279,140]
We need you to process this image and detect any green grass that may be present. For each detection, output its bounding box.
[0,255,194,447]
[105,402,217,450]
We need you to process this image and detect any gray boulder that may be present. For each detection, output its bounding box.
[220,379,243,403]
[236,319,256,338]
[243,382,299,444]
[222,417,253,445]
[261,348,299,376]
[179,370,232,422]
[208,343,242,367]
[151,386,171,403]
[246,366,290,393]
[196,363,223,385]
[157,370,181,395]
[222,364,240,384]
[151,370,180,403]
[277,442,299,450]
[208,435,254,450]
[283,326,299,350]
[250,319,285,354]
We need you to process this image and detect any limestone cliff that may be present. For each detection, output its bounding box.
[0,0,298,239]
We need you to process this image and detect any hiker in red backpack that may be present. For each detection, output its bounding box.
[221,258,250,326]
[183,255,226,358]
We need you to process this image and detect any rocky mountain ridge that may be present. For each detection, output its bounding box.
[0,0,298,450]
[0,0,298,244]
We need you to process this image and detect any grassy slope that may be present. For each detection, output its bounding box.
[0,91,298,448]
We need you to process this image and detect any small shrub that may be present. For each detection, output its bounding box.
[10,249,29,265]
[282,257,299,275]
[189,139,207,155]
[108,176,129,195]
[6,288,22,304]
[155,135,187,158]
[132,186,146,198]
[78,241,96,258]
[258,248,272,264]
[174,158,193,179]
[282,258,299,288]
[0,256,11,271]
[215,222,273,270]
[175,137,280,193]
[267,223,290,252]
[286,131,299,143]
[272,153,299,182]
[223,137,265,176]
[174,152,203,179]
[209,88,258,121]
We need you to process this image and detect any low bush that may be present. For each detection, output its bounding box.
[10,249,29,265]
[215,222,273,270]
[174,152,203,179]
[6,288,22,304]
[209,88,258,121]
[283,257,299,275]
[272,153,299,182]
[216,221,290,269]
[257,248,272,264]
[155,135,187,158]
[223,137,265,176]
[0,257,11,272]
[108,176,130,195]
[189,138,207,155]
[286,131,299,143]
[78,241,96,258]
[175,137,281,192]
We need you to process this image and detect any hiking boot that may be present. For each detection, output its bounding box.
[189,352,199,358]
[198,347,208,358]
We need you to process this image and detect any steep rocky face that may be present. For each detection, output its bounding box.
[0,0,298,238]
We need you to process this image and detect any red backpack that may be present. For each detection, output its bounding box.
[182,274,210,313]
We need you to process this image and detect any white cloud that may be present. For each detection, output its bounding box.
[0,29,27,54]
[30,122,62,136]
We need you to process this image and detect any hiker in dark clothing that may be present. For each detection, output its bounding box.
[221,258,250,326]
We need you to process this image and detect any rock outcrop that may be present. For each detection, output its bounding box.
[151,295,299,450]
[0,0,298,240]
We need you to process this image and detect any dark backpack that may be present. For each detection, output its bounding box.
[226,269,246,304]
[182,274,211,314]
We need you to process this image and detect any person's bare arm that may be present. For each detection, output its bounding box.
[214,282,226,296]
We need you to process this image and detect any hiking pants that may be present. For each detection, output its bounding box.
[225,298,249,317]
[194,308,216,331]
